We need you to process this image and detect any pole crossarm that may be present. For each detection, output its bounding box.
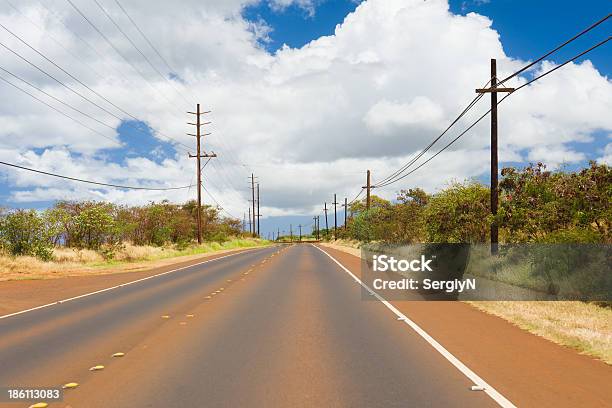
[475,87,515,93]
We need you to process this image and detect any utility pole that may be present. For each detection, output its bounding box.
[256,183,261,238]
[313,216,318,240]
[188,103,215,244]
[333,194,338,240]
[298,224,302,242]
[249,174,257,238]
[343,197,348,230]
[242,212,246,233]
[365,170,372,211]
[476,58,514,254]
[323,203,329,239]
[290,224,293,242]
[277,227,280,241]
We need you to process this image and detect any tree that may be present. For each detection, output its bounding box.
[0,209,54,260]
[425,181,491,243]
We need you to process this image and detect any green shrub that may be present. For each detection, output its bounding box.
[0,209,54,260]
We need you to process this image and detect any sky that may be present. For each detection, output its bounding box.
[0,0,610,239]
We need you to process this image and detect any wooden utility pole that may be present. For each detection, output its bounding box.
[363,170,371,211]
[343,197,348,230]
[256,183,261,237]
[290,224,293,242]
[298,224,302,242]
[277,228,280,241]
[332,194,338,240]
[249,174,256,237]
[476,58,514,254]
[323,203,329,239]
[313,216,318,240]
[188,103,215,244]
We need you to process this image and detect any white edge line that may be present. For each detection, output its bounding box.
[0,247,268,320]
[313,244,516,408]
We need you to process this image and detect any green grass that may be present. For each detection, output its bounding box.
[89,238,270,268]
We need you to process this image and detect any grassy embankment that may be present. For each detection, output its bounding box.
[321,240,612,365]
[0,238,269,281]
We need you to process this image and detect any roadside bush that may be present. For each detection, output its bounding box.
[424,181,491,243]
[0,209,54,260]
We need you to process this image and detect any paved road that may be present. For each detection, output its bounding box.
[0,244,504,407]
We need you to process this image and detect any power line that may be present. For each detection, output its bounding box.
[0,161,193,191]
[376,36,611,187]
[64,0,179,111]
[0,32,191,152]
[499,13,610,84]
[373,87,488,187]
[0,74,120,146]
[91,0,192,107]
[3,0,110,85]
[112,0,195,105]
[113,0,177,76]
[0,65,118,133]
[373,15,611,188]
[201,183,239,219]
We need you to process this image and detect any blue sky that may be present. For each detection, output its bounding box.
[1,0,610,241]
[241,0,611,237]
[244,0,611,76]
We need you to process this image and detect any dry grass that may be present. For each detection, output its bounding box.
[324,240,612,365]
[320,240,361,257]
[468,301,612,364]
[0,238,268,281]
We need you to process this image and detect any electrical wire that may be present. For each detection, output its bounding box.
[0,74,120,146]
[201,183,239,219]
[375,36,611,188]
[372,86,489,187]
[0,65,119,133]
[0,161,193,191]
[373,14,611,188]
[91,0,192,107]
[499,13,610,84]
[0,33,191,152]
[64,0,181,112]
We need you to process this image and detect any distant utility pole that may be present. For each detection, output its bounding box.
[323,203,329,239]
[242,212,246,233]
[277,228,280,241]
[363,169,371,211]
[188,103,215,244]
[476,58,514,254]
[333,194,338,240]
[313,216,318,240]
[290,224,293,242]
[298,224,302,242]
[343,197,348,230]
[249,174,257,238]
[256,183,261,237]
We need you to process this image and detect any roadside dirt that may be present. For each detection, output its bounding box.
[0,247,259,317]
[320,245,612,408]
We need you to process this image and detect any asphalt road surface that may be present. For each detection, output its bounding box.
[0,244,509,407]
